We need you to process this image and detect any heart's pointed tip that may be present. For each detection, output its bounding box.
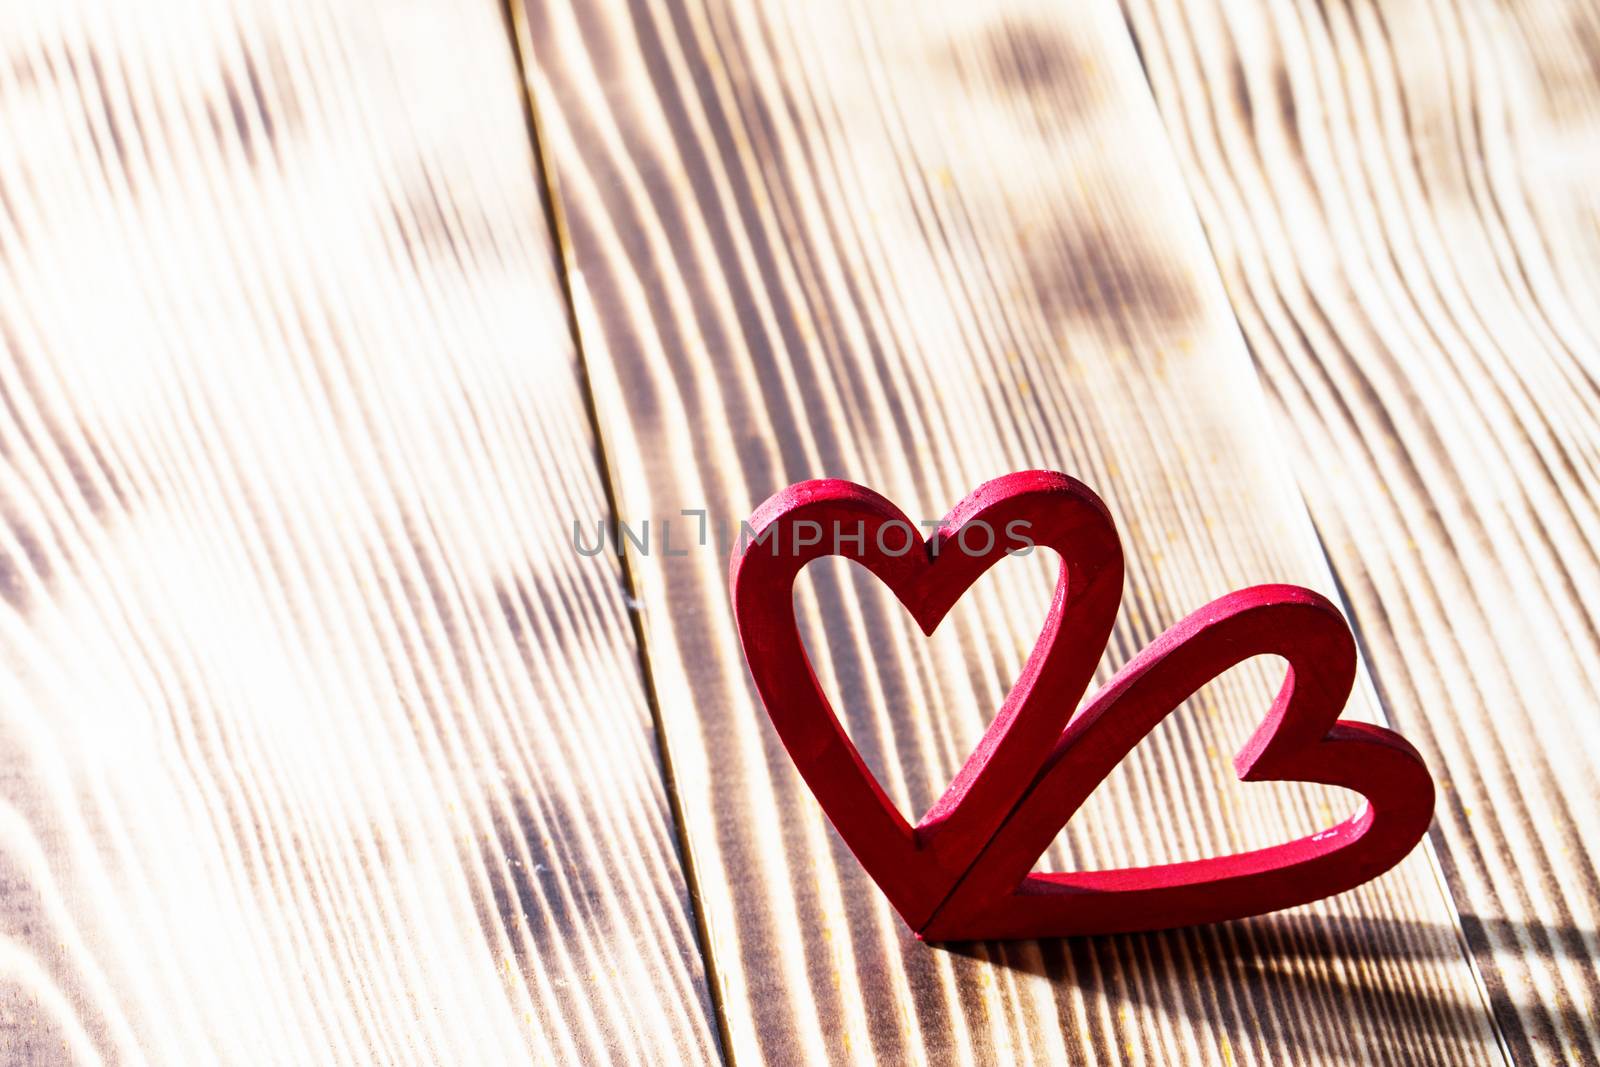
[916,911,988,943]
[915,926,962,945]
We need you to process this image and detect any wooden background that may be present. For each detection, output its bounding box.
[0,0,1592,1062]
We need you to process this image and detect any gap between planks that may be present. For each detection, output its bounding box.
[497,0,737,1060]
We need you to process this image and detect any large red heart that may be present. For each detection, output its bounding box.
[729,471,1124,930]
[920,585,1435,939]
[732,474,1435,939]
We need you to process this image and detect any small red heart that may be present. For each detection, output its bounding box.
[920,585,1435,940]
[730,472,1124,930]
[733,474,1435,940]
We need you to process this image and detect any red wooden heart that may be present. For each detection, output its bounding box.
[730,472,1124,930]
[920,585,1436,940]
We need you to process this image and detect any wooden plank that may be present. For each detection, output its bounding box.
[1116,0,1600,1060]
[518,0,1506,1060]
[0,0,716,1061]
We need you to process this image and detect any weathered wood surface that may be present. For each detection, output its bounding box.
[7,0,1594,1060]
[0,0,716,1061]
[1120,0,1600,1060]
[519,0,1505,1060]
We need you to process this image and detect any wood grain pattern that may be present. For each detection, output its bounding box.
[0,0,716,1061]
[518,0,1506,1060]
[1116,0,1600,1060]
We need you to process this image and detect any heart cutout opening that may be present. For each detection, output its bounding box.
[792,546,1069,830]
[1029,654,1360,877]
